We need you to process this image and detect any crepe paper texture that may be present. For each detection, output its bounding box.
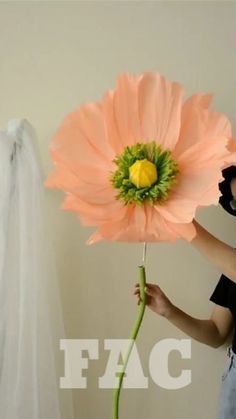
[45,71,236,245]
[45,71,236,419]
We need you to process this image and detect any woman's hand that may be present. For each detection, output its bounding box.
[133,282,175,319]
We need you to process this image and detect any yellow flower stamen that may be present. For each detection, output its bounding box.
[129,159,158,188]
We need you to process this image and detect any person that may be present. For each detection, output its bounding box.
[133,165,236,419]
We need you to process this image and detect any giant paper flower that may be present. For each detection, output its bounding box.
[45,72,236,244]
[45,72,236,419]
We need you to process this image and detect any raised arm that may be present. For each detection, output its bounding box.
[191,219,236,283]
[190,173,236,283]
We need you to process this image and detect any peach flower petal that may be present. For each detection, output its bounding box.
[227,138,236,153]
[45,162,112,191]
[77,103,115,160]
[50,110,114,175]
[177,135,231,169]
[45,71,235,244]
[62,194,127,226]
[173,94,232,158]
[154,196,197,224]
[101,90,124,155]
[45,161,116,205]
[86,204,195,244]
[138,72,184,149]
[112,73,142,150]
[44,164,80,191]
[173,94,212,157]
[156,136,234,223]
[166,221,196,242]
[175,168,225,208]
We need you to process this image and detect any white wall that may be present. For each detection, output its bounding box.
[0,1,236,418]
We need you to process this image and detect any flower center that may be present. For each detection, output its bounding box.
[129,159,158,188]
[110,141,179,206]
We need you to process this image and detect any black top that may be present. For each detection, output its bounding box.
[209,274,236,354]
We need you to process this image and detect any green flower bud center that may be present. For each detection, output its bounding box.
[110,142,179,206]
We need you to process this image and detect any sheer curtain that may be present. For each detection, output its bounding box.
[0,119,74,419]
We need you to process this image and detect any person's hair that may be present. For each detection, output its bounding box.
[219,165,236,216]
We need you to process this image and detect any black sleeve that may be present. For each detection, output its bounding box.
[209,274,230,308]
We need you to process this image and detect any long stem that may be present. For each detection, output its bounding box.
[112,265,147,419]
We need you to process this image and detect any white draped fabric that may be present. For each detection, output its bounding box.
[0,119,74,419]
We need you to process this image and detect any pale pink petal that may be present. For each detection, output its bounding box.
[138,71,184,149]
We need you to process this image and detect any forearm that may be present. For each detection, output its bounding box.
[166,305,222,348]
[191,219,236,283]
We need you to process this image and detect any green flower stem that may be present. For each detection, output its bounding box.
[112,265,147,419]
